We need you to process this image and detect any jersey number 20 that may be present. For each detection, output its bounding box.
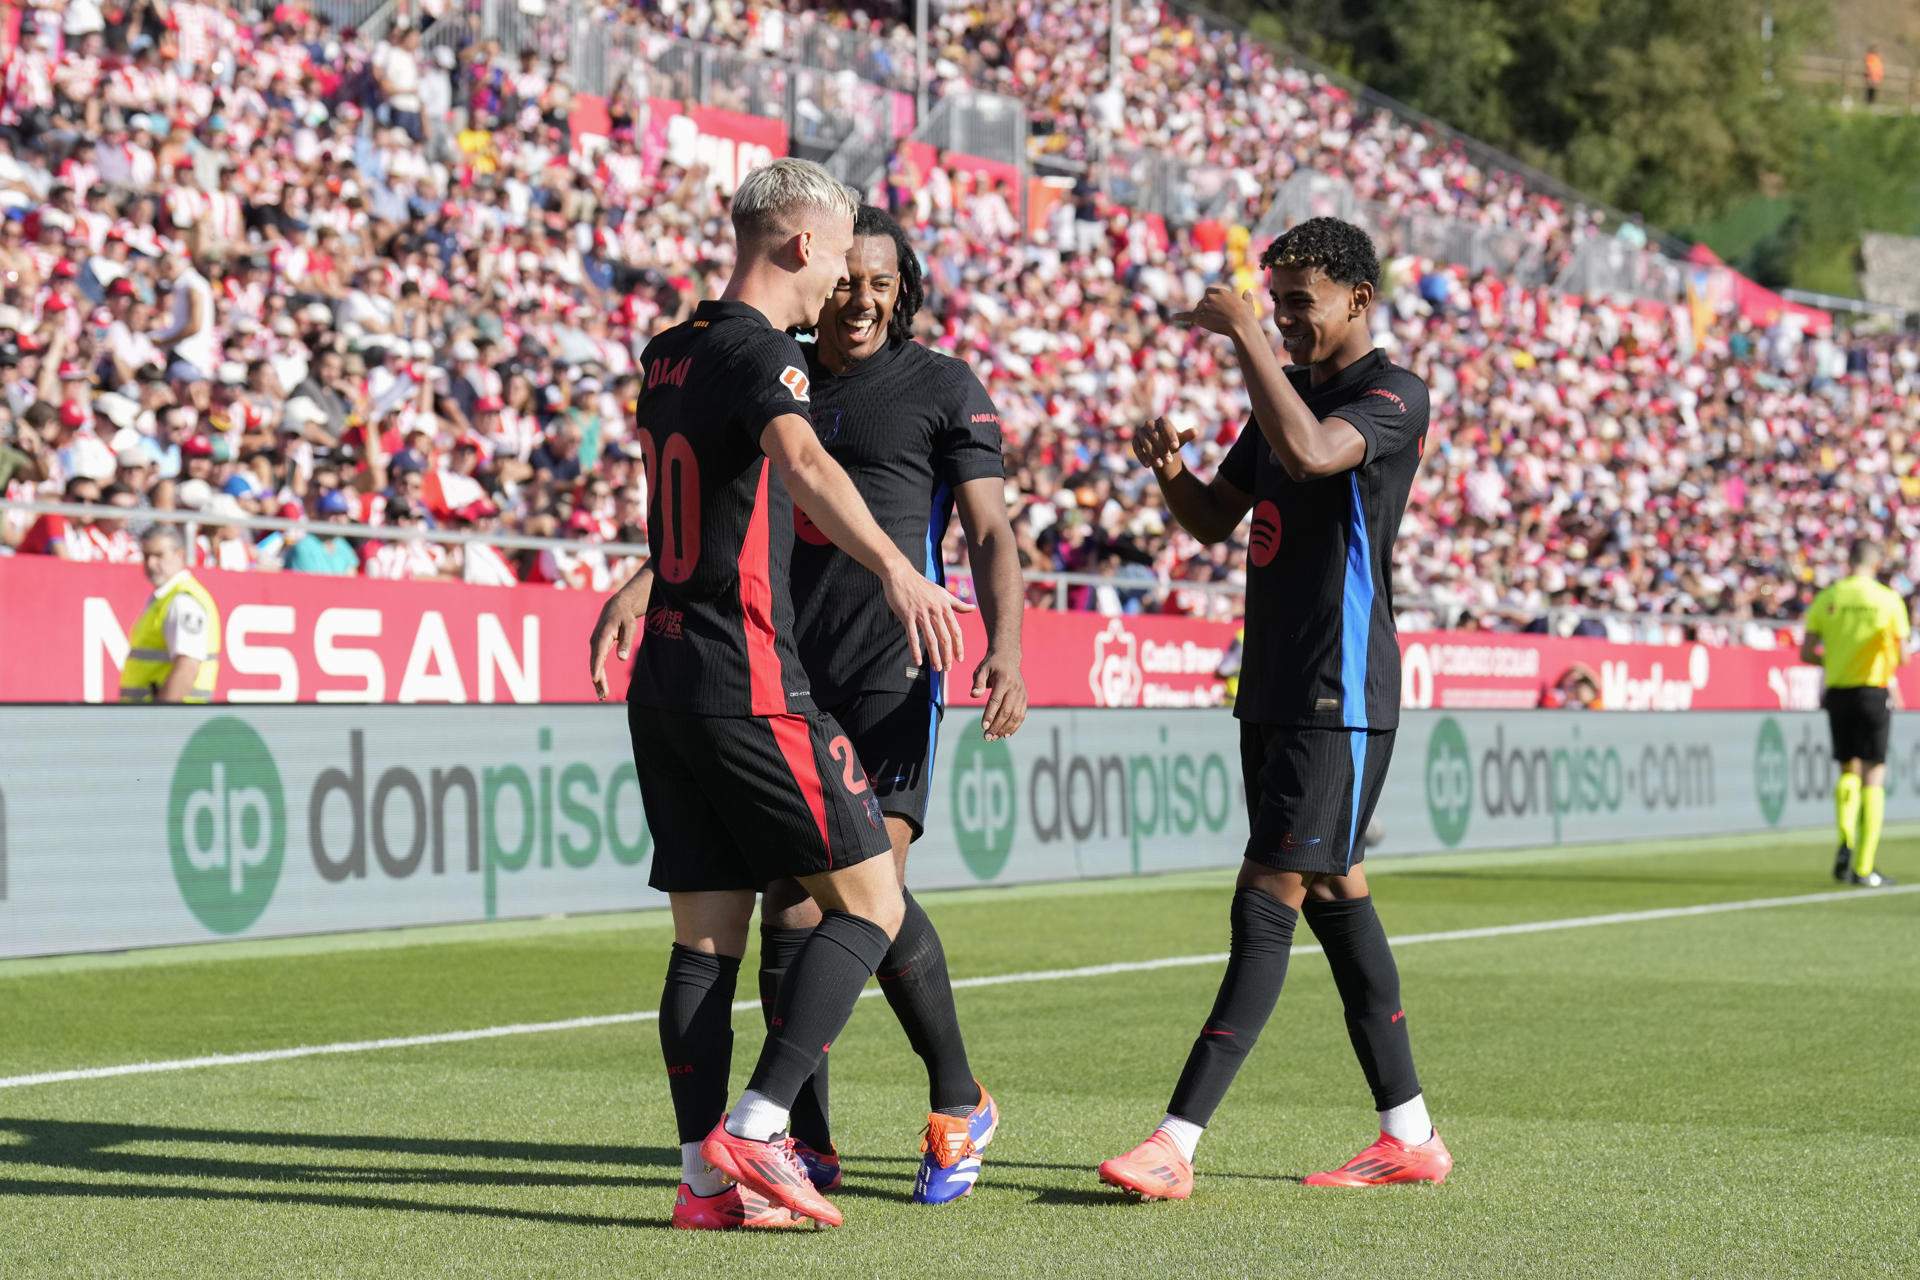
[637,429,701,583]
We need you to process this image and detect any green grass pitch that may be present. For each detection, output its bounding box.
[3,829,1918,1279]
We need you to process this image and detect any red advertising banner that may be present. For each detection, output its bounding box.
[1397,632,1851,713]
[0,560,1236,708]
[643,99,788,192]
[4,558,1911,711]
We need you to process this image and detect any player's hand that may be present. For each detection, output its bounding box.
[972,647,1028,741]
[1130,416,1198,479]
[588,580,649,701]
[882,565,976,673]
[1172,284,1259,339]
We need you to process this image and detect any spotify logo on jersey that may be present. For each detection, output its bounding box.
[169,717,288,934]
[1249,501,1283,568]
[951,733,1017,881]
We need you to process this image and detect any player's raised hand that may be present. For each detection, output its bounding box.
[882,566,976,673]
[1172,284,1259,338]
[1130,416,1199,479]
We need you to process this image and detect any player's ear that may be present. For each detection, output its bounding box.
[1349,280,1373,317]
[793,227,813,268]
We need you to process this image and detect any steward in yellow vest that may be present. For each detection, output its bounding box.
[120,525,221,704]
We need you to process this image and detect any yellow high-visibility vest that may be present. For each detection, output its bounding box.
[119,572,222,703]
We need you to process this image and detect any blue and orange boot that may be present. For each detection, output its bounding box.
[1303,1129,1452,1187]
[793,1139,843,1192]
[911,1082,999,1204]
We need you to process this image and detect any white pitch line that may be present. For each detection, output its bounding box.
[3,883,1914,1092]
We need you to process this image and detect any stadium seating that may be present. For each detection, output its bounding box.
[0,0,1914,640]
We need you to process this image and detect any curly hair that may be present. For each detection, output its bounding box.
[1258,216,1380,289]
[854,204,924,345]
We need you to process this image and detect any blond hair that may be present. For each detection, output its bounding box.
[731,158,858,244]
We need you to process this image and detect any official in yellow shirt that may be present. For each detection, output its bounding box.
[1801,540,1909,887]
[119,526,222,705]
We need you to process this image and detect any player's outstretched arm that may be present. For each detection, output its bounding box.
[1175,286,1364,481]
[589,561,653,701]
[1130,416,1253,545]
[954,476,1027,741]
[761,414,976,673]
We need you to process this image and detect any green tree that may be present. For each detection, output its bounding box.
[1225,0,1821,229]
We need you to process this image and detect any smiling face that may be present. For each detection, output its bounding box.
[1267,263,1372,369]
[794,208,855,331]
[818,233,900,370]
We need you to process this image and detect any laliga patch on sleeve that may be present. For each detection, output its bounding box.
[779,365,810,402]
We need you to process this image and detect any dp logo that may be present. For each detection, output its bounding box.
[169,717,286,934]
[951,732,1017,881]
[1425,717,1473,847]
[1754,717,1788,827]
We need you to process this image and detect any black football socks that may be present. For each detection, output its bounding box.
[660,944,739,1145]
[1166,886,1299,1126]
[758,924,835,1151]
[1302,896,1422,1112]
[877,891,978,1115]
[746,910,892,1110]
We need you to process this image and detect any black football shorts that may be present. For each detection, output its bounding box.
[822,688,942,841]
[1241,722,1396,875]
[1824,686,1892,765]
[629,703,892,892]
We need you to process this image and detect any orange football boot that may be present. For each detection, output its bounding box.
[1096,1131,1194,1201]
[700,1118,844,1227]
[670,1182,807,1230]
[1303,1130,1452,1187]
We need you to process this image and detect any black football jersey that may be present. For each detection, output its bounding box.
[789,338,1005,705]
[1217,348,1429,730]
[626,299,818,717]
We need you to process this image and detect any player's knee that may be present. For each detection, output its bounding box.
[1867,764,1889,787]
[862,889,906,940]
[761,876,817,928]
[1304,867,1370,903]
[1236,860,1308,908]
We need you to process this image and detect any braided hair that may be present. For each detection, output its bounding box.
[854,204,924,345]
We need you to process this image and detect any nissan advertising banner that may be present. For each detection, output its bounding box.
[9,558,1919,711]
[2,706,1915,959]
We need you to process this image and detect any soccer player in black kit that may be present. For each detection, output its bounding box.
[598,158,974,1231]
[771,204,1027,1204]
[593,205,1028,1207]
[1098,217,1452,1199]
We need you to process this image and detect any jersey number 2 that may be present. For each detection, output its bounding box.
[639,429,701,583]
[827,735,869,795]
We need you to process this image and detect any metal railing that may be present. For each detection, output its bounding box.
[914,91,1029,174]
[0,500,650,559]
[5,499,1822,641]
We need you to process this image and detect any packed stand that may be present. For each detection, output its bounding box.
[0,0,1913,644]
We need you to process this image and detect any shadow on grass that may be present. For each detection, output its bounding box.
[0,1118,679,1229]
[850,1153,1300,1185]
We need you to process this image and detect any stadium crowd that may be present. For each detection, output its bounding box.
[0,0,1915,644]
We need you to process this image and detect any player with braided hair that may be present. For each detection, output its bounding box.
[590,203,1028,1205]
[759,202,1028,1203]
